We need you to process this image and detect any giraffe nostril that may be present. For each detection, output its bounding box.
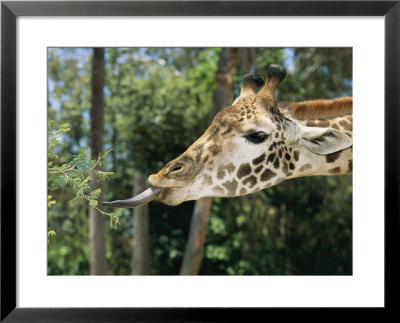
[169,165,184,174]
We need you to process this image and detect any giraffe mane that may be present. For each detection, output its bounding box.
[281,97,352,120]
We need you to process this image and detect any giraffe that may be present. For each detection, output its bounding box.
[104,65,352,208]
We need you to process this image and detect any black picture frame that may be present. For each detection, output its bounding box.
[1,1,399,321]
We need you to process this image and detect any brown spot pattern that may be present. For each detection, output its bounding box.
[254,165,263,173]
[339,120,352,131]
[274,159,280,169]
[208,126,220,139]
[267,153,276,164]
[221,127,232,135]
[195,152,202,163]
[237,163,251,179]
[261,169,276,182]
[208,144,219,156]
[226,163,235,173]
[222,180,238,195]
[326,151,342,163]
[329,167,341,174]
[217,166,225,179]
[201,175,213,186]
[252,153,266,165]
[331,123,340,130]
[217,163,236,180]
[243,175,257,188]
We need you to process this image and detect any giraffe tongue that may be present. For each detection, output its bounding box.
[103,186,164,208]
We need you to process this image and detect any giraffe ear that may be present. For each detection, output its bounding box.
[299,126,353,155]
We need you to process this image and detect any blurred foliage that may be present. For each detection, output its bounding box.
[48,47,352,275]
[47,121,118,274]
[48,122,116,224]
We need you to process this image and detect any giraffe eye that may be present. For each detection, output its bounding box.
[245,131,269,144]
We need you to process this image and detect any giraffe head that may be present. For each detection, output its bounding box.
[104,65,352,208]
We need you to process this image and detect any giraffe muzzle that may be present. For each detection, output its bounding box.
[103,186,164,208]
[148,156,198,188]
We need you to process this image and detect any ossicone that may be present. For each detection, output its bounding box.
[256,64,287,106]
[233,73,265,104]
[267,64,287,82]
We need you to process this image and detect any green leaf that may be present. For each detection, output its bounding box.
[89,199,98,207]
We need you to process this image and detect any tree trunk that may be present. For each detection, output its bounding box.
[210,48,239,119]
[239,48,257,73]
[131,175,150,275]
[179,197,213,275]
[89,48,108,275]
[179,48,239,275]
